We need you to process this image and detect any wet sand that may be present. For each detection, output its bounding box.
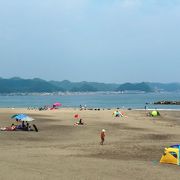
[0,108,180,180]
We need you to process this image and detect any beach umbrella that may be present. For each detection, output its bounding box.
[53,102,62,107]
[11,114,19,119]
[11,114,27,120]
[19,116,35,122]
[74,114,80,119]
[11,114,34,121]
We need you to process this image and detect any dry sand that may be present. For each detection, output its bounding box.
[0,108,180,180]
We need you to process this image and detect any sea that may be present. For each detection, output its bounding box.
[0,92,180,110]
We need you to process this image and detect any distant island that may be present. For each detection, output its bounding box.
[0,77,180,94]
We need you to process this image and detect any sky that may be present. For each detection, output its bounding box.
[0,0,180,83]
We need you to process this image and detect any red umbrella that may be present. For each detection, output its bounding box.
[74,114,80,119]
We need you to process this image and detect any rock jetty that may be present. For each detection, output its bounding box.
[154,101,180,105]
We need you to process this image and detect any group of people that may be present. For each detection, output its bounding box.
[0,121,38,132]
[16,121,32,131]
[79,105,87,111]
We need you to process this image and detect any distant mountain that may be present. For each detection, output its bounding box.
[0,77,180,93]
[50,80,74,91]
[71,84,97,92]
[49,80,119,92]
[0,77,63,93]
[147,82,180,92]
[116,82,153,92]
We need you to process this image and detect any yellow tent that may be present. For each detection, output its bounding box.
[160,145,180,165]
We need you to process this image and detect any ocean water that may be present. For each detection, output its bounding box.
[0,92,180,109]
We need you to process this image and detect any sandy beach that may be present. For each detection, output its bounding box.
[0,108,180,180]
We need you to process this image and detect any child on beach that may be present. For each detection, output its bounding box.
[100,129,106,145]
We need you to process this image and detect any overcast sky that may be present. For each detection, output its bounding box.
[0,0,180,83]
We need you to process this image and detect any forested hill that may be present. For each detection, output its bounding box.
[0,77,63,93]
[0,77,179,93]
[116,82,153,92]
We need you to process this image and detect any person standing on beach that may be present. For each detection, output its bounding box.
[100,129,106,145]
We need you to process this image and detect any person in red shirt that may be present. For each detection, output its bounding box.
[100,129,106,145]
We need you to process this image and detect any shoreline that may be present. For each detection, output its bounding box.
[1,107,180,112]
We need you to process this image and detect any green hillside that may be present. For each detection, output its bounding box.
[116,82,153,92]
[0,77,179,93]
[0,77,63,93]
